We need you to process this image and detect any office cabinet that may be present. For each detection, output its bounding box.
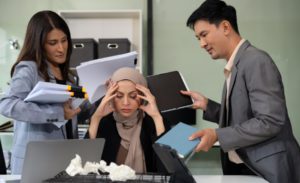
[59,10,143,73]
[70,38,97,68]
[98,38,130,58]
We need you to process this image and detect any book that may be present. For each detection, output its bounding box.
[24,81,87,108]
[146,71,193,113]
[76,51,137,104]
[155,122,200,158]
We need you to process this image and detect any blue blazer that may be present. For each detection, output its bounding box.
[0,61,78,174]
[204,41,300,183]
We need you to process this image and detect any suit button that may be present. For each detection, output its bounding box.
[47,119,50,122]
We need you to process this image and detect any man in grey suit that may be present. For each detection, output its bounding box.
[181,1,300,183]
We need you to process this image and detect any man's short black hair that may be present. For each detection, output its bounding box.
[186,0,239,34]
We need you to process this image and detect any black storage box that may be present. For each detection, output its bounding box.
[70,38,97,68]
[98,38,130,58]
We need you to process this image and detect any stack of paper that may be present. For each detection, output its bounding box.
[24,82,87,107]
[155,122,200,158]
[76,51,137,104]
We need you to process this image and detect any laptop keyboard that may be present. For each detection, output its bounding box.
[43,171,171,183]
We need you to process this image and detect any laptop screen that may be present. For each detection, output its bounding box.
[21,138,105,183]
[152,143,196,183]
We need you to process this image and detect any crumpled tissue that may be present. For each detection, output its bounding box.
[65,154,136,181]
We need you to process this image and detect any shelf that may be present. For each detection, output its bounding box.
[59,10,143,73]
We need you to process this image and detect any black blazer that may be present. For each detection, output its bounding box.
[86,112,170,173]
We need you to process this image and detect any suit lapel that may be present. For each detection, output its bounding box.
[228,41,250,97]
[228,68,238,101]
[226,40,251,125]
[219,81,227,127]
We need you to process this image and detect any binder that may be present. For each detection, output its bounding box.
[24,81,87,108]
[146,71,193,113]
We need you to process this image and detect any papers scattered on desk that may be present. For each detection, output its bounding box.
[155,122,200,158]
[76,51,137,104]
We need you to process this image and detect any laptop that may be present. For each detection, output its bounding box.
[21,138,105,183]
[146,71,193,113]
[152,143,196,183]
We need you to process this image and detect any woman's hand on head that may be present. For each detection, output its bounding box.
[63,99,81,120]
[92,82,118,120]
[136,84,161,119]
[136,84,165,136]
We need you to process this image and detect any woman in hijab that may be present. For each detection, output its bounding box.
[88,67,170,173]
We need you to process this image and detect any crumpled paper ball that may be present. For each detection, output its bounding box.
[105,162,136,181]
[65,154,136,181]
[65,154,84,176]
[81,161,101,175]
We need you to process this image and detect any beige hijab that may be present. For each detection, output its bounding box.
[111,67,147,173]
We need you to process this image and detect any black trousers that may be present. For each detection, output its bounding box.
[220,149,256,175]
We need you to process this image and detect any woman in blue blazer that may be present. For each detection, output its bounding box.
[0,10,81,174]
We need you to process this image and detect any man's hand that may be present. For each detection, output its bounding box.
[180,90,208,111]
[189,128,218,152]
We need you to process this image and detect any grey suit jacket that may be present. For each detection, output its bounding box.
[0,61,78,174]
[203,41,300,183]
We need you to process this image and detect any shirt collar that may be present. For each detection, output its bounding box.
[224,39,246,78]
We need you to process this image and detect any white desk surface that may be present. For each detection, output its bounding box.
[0,175,268,183]
[194,175,268,182]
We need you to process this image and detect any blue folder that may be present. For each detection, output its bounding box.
[155,122,200,158]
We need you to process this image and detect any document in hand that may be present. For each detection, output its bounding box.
[76,51,137,104]
[146,71,193,113]
[155,122,200,158]
[24,81,86,108]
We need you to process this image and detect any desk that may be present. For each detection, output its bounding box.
[194,175,268,182]
[0,175,21,182]
[0,175,268,183]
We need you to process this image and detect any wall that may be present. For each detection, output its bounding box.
[1,0,300,175]
[152,0,300,174]
[152,0,300,141]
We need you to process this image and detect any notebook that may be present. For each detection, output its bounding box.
[21,138,105,183]
[155,122,200,158]
[146,71,193,113]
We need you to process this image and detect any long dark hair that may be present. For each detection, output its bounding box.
[11,10,72,82]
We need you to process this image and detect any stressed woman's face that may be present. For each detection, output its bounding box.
[113,80,141,118]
